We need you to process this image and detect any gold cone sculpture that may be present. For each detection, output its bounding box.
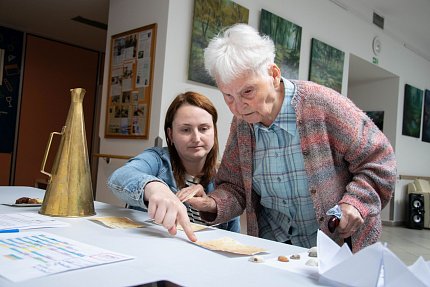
[39,88,95,217]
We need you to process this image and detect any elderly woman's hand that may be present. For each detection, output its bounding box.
[176,184,205,203]
[144,181,196,242]
[176,184,217,214]
[337,203,364,238]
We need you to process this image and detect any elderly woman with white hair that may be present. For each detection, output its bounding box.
[183,23,396,252]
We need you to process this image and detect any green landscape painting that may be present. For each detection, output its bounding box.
[188,0,249,86]
[309,38,344,93]
[259,9,302,79]
[402,84,423,138]
[422,89,430,143]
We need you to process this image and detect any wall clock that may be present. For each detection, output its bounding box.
[372,36,382,56]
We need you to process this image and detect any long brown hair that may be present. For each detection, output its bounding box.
[164,91,219,188]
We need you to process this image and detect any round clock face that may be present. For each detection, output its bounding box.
[373,36,382,55]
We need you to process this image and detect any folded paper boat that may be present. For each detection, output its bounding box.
[316,230,430,287]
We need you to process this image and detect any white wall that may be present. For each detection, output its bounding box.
[96,0,170,205]
[348,70,400,222]
[348,76,399,152]
[96,0,430,223]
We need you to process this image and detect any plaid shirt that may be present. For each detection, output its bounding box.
[253,80,318,247]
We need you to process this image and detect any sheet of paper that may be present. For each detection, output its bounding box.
[382,248,429,287]
[317,228,352,274]
[177,222,212,232]
[316,230,430,286]
[89,217,143,229]
[180,189,199,203]
[319,241,383,287]
[408,257,430,285]
[145,219,211,232]
[195,237,267,255]
[0,212,69,230]
[262,230,430,287]
[2,203,42,207]
[0,231,134,282]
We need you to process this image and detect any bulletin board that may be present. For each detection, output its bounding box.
[105,23,157,139]
[0,26,23,152]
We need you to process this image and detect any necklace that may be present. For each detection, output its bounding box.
[184,174,200,186]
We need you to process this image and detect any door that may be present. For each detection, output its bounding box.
[13,34,99,187]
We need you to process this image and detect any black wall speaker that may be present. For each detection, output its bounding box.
[407,193,425,229]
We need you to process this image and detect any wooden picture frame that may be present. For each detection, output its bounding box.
[105,23,157,139]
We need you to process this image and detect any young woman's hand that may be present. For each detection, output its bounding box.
[144,181,196,242]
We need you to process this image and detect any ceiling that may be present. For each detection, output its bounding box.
[343,0,430,62]
[0,0,429,76]
[0,0,109,52]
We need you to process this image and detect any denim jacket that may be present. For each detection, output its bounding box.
[107,147,240,233]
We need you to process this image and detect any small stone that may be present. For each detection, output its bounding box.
[278,255,289,262]
[290,254,301,260]
[305,258,318,266]
[249,255,264,263]
[308,246,318,257]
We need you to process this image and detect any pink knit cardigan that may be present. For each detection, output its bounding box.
[202,80,397,252]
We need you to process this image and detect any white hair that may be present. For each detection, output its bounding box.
[204,23,275,85]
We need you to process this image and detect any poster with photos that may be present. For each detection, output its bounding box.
[105,24,157,139]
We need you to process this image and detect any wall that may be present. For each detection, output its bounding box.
[96,0,170,205]
[349,76,400,147]
[347,60,400,221]
[96,0,430,224]
[0,154,11,185]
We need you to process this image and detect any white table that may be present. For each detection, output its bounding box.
[0,186,327,287]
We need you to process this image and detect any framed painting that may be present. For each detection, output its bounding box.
[309,38,344,93]
[422,89,430,143]
[188,0,249,86]
[105,24,157,139]
[402,84,423,138]
[259,9,302,79]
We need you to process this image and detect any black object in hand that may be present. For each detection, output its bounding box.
[328,216,340,233]
[328,215,353,250]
